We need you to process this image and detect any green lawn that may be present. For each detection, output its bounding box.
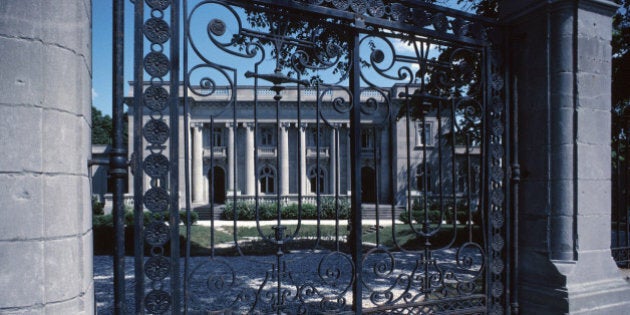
[182,223,481,255]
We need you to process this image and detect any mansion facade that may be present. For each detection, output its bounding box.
[92,83,480,213]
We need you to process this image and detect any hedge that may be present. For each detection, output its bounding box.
[221,198,350,220]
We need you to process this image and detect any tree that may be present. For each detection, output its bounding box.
[613,0,630,112]
[92,106,113,145]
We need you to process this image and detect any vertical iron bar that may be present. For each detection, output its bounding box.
[437,100,444,230]
[466,134,472,241]
[132,0,145,312]
[296,78,304,236]
[624,116,630,263]
[182,0,192,312]
[111,0,126,313]
[405,87,413,226]
[334,124,341,251]
[349,30,363,314]
[510,75,520,314]
[169,0,181,312]
[373,126,380,246]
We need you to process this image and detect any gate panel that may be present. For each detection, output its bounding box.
[131,0,181,313]
[119,0,510,314]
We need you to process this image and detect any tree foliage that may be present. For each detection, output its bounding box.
[613,0,630,111]
[92,106,112,145]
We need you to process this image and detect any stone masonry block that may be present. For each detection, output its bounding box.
[81,176,93,234]
[0,105,43,173]
[550,73,574,102]
[577,143,611,180]
[577,37,612,75]
[550,107,574,144]
[577,215,613,251]
[44,237,81,303]
[44,174,81,238]
[0,241,44,308]
[577,74,612,110]
[0,1,91,62]
[0,37,45,107]
[578,6,614,40]
[81,230,93,293]
[45,296,86,315]
[42,110,85,174]
[576,108,610,144]
[0,173,43,240]
[577,179,611,216]
[550,179,575,216]
[42,47,87,115]
[550,144,575,179]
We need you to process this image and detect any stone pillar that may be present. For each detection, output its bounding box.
[0,1,94,314]
[299,123,308,195]
[279,122,290,195]
[330,126,338,194]
[192,123,203,203]
[227,122,235,194]
[245,122,256,195]
[500,1,630,313]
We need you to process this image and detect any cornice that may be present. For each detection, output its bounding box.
[499,0,618,25]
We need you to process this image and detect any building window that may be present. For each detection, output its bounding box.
[309,167,325,193]
[212,127,223,147]
[456,162,480,194]
[416,164,432,193]
[260,126,275,146]
[361,128,374,149]
[416,122,432,146]
[259,166,276,194]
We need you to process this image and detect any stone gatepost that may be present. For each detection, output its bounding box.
[500,0,630,313]
[0,1,93,314]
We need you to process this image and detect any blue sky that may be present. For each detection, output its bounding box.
[91,0,477,116]
[92,1,135,116]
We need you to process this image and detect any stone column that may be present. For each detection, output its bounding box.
[192,123,203,203]
[299,123,308,195]
[245,122,256,195]
[329,126,338,194]
[0,1,94,313]
[279,122,290,195]
[500,1,630,313]
[227,122,235,194]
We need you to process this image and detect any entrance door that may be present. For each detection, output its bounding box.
[209,166,225,204]
[361,166,376,204]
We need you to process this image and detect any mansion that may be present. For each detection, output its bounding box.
[92,83,480,213]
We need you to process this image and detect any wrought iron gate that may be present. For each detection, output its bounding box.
[111,0,515,314]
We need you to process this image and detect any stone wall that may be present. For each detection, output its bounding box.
[0,1,93,313]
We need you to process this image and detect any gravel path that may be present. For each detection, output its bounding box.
[94,246,484,314]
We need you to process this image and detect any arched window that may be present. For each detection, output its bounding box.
[309,167,325,194]
[416,164,432,193]
[259,166,276,194]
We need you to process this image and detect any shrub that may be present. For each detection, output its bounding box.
[282,203,318,219]
[94,210,196,228]
[92,196,105,216]
[321,197,350,219]
[221,200,350,221]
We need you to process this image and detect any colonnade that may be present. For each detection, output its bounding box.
[190,121,350,203]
